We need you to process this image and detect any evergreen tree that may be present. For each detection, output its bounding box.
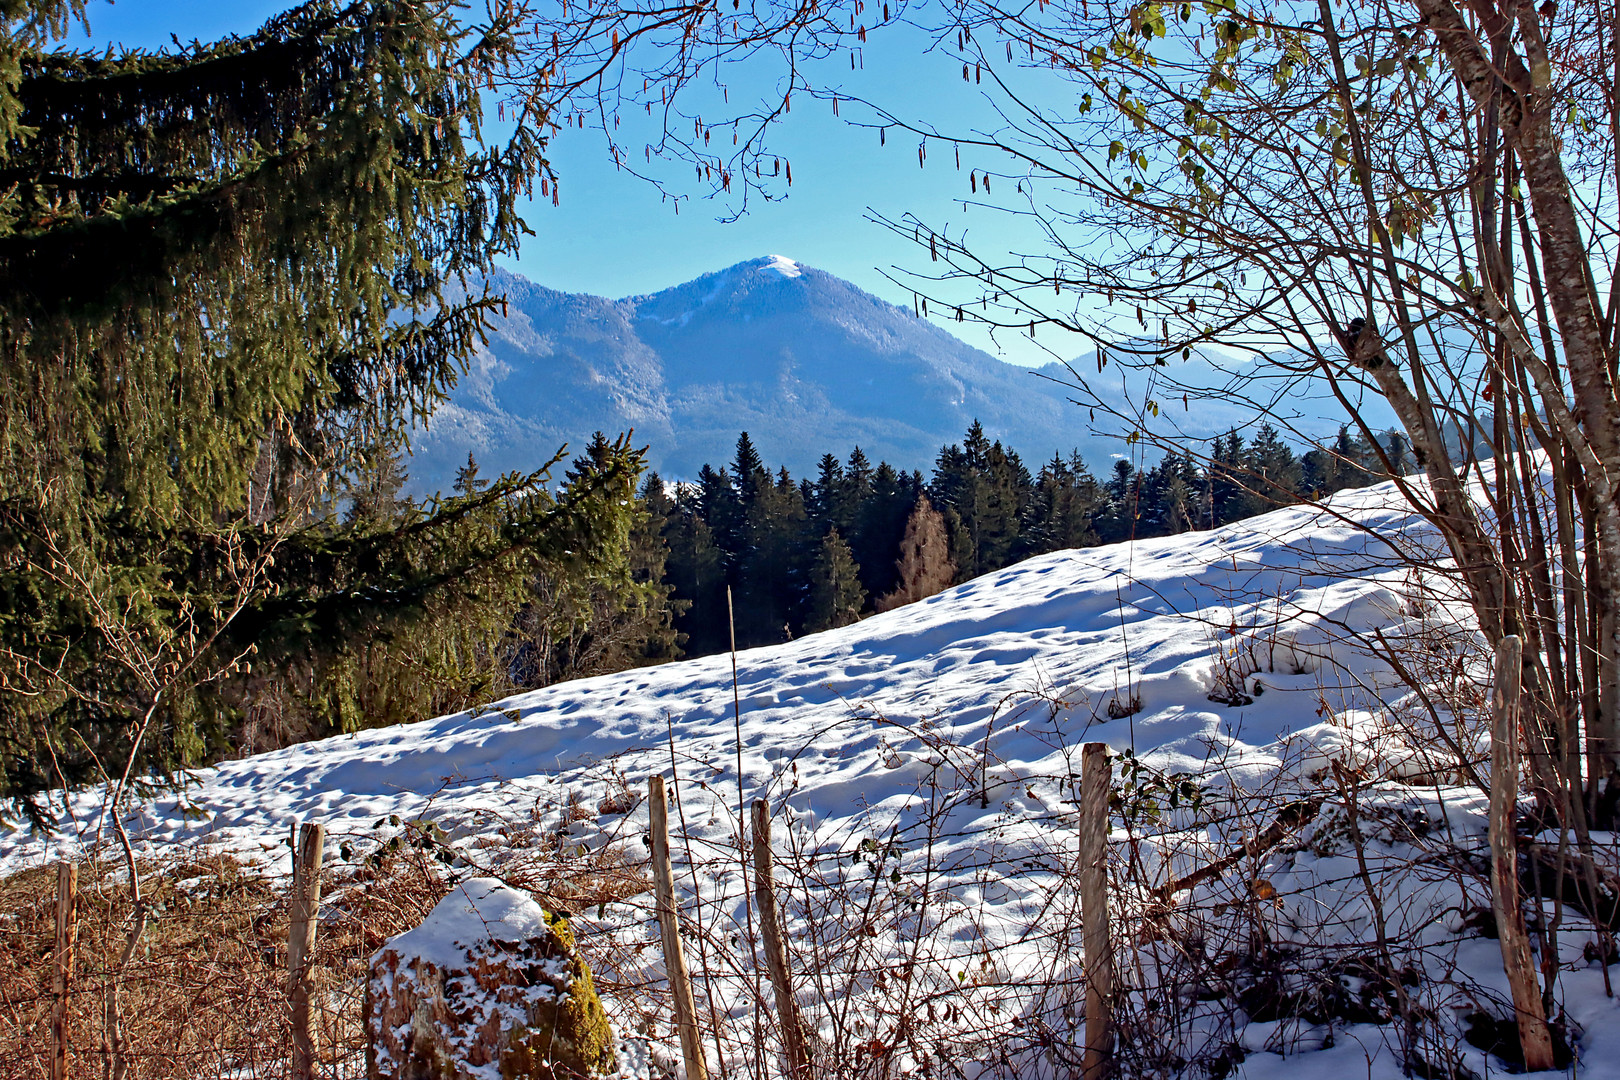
[1137,451,1203,537]
[345,435,413,528]
[877,494,956,611]
[807,453,847,532]
[804,528,866,632]
[1017,451,1103,556]
[733,467,808,645]
[980,439,1033,568]
[454,453,490,496]
[0,1,637,811]
[507,435,683,686]
[731,431,768,503]
[1209,429,1261,524]
[697,463,744,560]
[849,460,918,602]
[1378,429,1417,476]
[1245,423,1303,506]
[1097,459,1140,542]
[661,483,728,656]
[245,435,644,748]
[845,446,876,514]
[1302,425,1374,497]
[929,421,1028,580]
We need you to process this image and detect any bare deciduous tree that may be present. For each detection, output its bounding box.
[849,0,1617,814]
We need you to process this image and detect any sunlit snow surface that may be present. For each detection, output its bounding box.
[7,480,1437,865]
[8,476,1619,1078]
[758,254,803,278]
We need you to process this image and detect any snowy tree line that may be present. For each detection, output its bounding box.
[641,420,1409,656]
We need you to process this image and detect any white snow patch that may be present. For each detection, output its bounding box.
[758,254,802,278]
[0,478,1447,875]
[383,877,551,969]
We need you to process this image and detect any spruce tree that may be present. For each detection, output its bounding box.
[1098,459,1139,542]
[1378,429,1417,476]
[630,473,687,664]
[1017,451,1102,556]
[1136,451,1203,537]
[661,483,727,656]
[508,435,682,686]
[0,2,641,812]
[804,527,865,632]
[844,446,876,517]
[697,462,743,560]
[1210,430,1259,524]
[237,434,644,746]
[807,453,846,532]
[980,438,1032,567]
[454,453,490,496]
[1302,425,1374,497]
[732,432,768,501]
[1245,424,1303,506]
[734,466,808,646]
[345,435,413,528]
[930,424,994,578]
[849,460,916,602]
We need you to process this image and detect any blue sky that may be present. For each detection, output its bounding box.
[82,0,1074,368]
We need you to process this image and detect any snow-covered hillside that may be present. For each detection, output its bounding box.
[7,477,1618,1079]
[6,479,1433,867]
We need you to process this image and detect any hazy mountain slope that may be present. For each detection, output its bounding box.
[408,257,1087,489]
[412,274,677,485]
[408,255,1400,496]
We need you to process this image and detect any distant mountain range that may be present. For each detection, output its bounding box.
[404,256,1331,492]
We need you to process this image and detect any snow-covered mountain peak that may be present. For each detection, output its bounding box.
[403,260,1333,494]
[624,254,815,328]
[757,253,803,278]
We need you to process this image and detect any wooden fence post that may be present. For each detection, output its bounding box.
[751,799,811,1078]
[650,776,707,1080]
[1080,742,1114,1080]
[288,822,325,1080]
[1489,636,1556,1071]
[51,860,78,1080]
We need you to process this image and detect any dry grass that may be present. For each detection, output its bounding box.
[0,819,652,1080]
[1,852,294,1079]
[0,634,1560,1080]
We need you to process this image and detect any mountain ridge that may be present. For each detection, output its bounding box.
[406,256,1291,493]
[407,256,1094,491]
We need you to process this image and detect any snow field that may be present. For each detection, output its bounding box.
[5,477,1617,1078]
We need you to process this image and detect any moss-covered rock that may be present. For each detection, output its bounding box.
[365,878,616,1080]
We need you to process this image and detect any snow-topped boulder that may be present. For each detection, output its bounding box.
[365,878,616,1080]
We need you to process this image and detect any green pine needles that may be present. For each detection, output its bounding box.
[0,1,641,822]
[1,0,539,517]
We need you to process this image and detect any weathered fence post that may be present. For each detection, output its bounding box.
[650,775,708,1080]
[1080,742,1114,1080]
[751,799,811,1078]
[288,822,325,1080]
[51,860,78,1080]
[1489,636,1556,1071]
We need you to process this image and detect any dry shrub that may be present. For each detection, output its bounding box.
[0,799,656,1080]
[0,852,289,1080]
[0,620,1582,1080]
